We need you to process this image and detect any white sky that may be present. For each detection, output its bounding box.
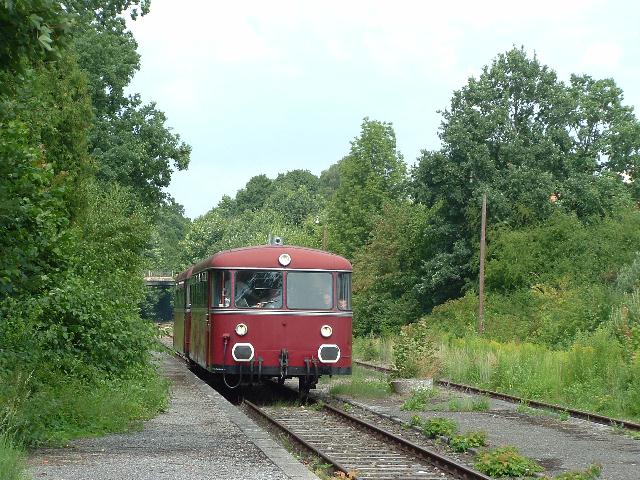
[127,0,640,219]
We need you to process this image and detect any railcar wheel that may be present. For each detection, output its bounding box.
[298,377,311,398]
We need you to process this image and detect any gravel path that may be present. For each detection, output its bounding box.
[29,354,318,480]
[316,371,640,480]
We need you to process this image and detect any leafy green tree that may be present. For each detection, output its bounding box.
[328,118,407,259]
[319,160,343,199]
[179,207,320,268]
[0,0,72,74]
[144,198,191,272]
[234,174,273,213]
[411,47,639,308]
[70,19,191,207]
[90,95,191,206]
[264,185,325,226]
[273,169,321,195]
[352,202,432,334]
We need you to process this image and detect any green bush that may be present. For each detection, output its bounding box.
[2,366,168,447]
[486,210,640,292]
[449,431,487,452]
[475,446,543,477]
[393,322,439,378]
[421,417,458,438]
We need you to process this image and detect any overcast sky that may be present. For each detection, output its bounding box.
[127,0,640,219]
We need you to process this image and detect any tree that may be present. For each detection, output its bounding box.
[72,21,191,207]
[411,47,639,308]
[327,118,407,259]
[235,174,273,213]
[351,202,431,334]
[319,160,343,199]
[90,96,191,206]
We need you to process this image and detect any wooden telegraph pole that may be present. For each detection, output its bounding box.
[478,193,487,334]
[322,225,328,251]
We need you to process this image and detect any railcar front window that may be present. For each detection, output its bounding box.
[234,270,283,308]
[337,272,352,310]
[287,272,333,310]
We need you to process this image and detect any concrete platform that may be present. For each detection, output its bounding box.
[29,354,318,480]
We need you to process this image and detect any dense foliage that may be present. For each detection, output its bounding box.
[1,0,186,472]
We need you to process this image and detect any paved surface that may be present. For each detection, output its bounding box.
[29,354,318,480]
[317,371,640,480]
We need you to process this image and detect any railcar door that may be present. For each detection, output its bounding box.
[208,270,231,366]
[173,282,186,354]
[184,280,191,355]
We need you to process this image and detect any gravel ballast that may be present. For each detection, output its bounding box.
[315,370,640,480]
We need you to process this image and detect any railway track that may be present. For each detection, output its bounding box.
[353,360,640,432]
[244,396,490,480]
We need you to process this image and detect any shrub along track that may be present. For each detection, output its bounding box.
[243,384,491,480]
[353,360,640,432]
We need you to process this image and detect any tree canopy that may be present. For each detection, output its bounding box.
[411,47,639,308]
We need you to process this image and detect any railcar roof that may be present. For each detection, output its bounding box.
[177,245,351,279]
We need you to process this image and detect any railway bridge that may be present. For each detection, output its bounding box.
[143,271,175,287]
[143,271,175,322]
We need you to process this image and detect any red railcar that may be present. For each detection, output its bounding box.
[173,244,352,391]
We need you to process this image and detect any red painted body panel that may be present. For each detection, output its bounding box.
[191,245,352,273]
[209,313,352,368]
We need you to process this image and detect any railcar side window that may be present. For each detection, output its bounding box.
[337,272,352,310]
[234,270,283,308]
[174,282,186,309]
[286,272,333,310]
[212,270,231,308]
[191,272,208,308]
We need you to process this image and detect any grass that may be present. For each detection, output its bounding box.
[0,364,170,480]
[328,365,392,399]
[9,370,169,447]
[446,396,490,412]
[516,402,570,421]
[401,387,439,411]
[544,464,602,479]
[352,336,395,365]
[439,332,640,421]
[0,433,27,480]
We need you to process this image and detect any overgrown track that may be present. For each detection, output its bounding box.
[244,396,490,480]
[353,360,640,432]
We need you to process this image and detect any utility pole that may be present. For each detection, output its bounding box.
[478,192,487,334]
[322,225,328,251]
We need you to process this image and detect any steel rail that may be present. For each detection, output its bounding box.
[243,399,356,478]
[251,383,491,480]
[353,360,640,432]
[319,402,491,480]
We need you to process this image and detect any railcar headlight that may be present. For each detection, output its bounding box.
[320,325,333,338]
[235,323,248,336]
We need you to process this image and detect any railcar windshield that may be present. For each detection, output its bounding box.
[286,272,333,310]
[234,270,283,308]
[337,272,352,310]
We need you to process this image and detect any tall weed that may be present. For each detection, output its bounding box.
[439,331,639,420]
